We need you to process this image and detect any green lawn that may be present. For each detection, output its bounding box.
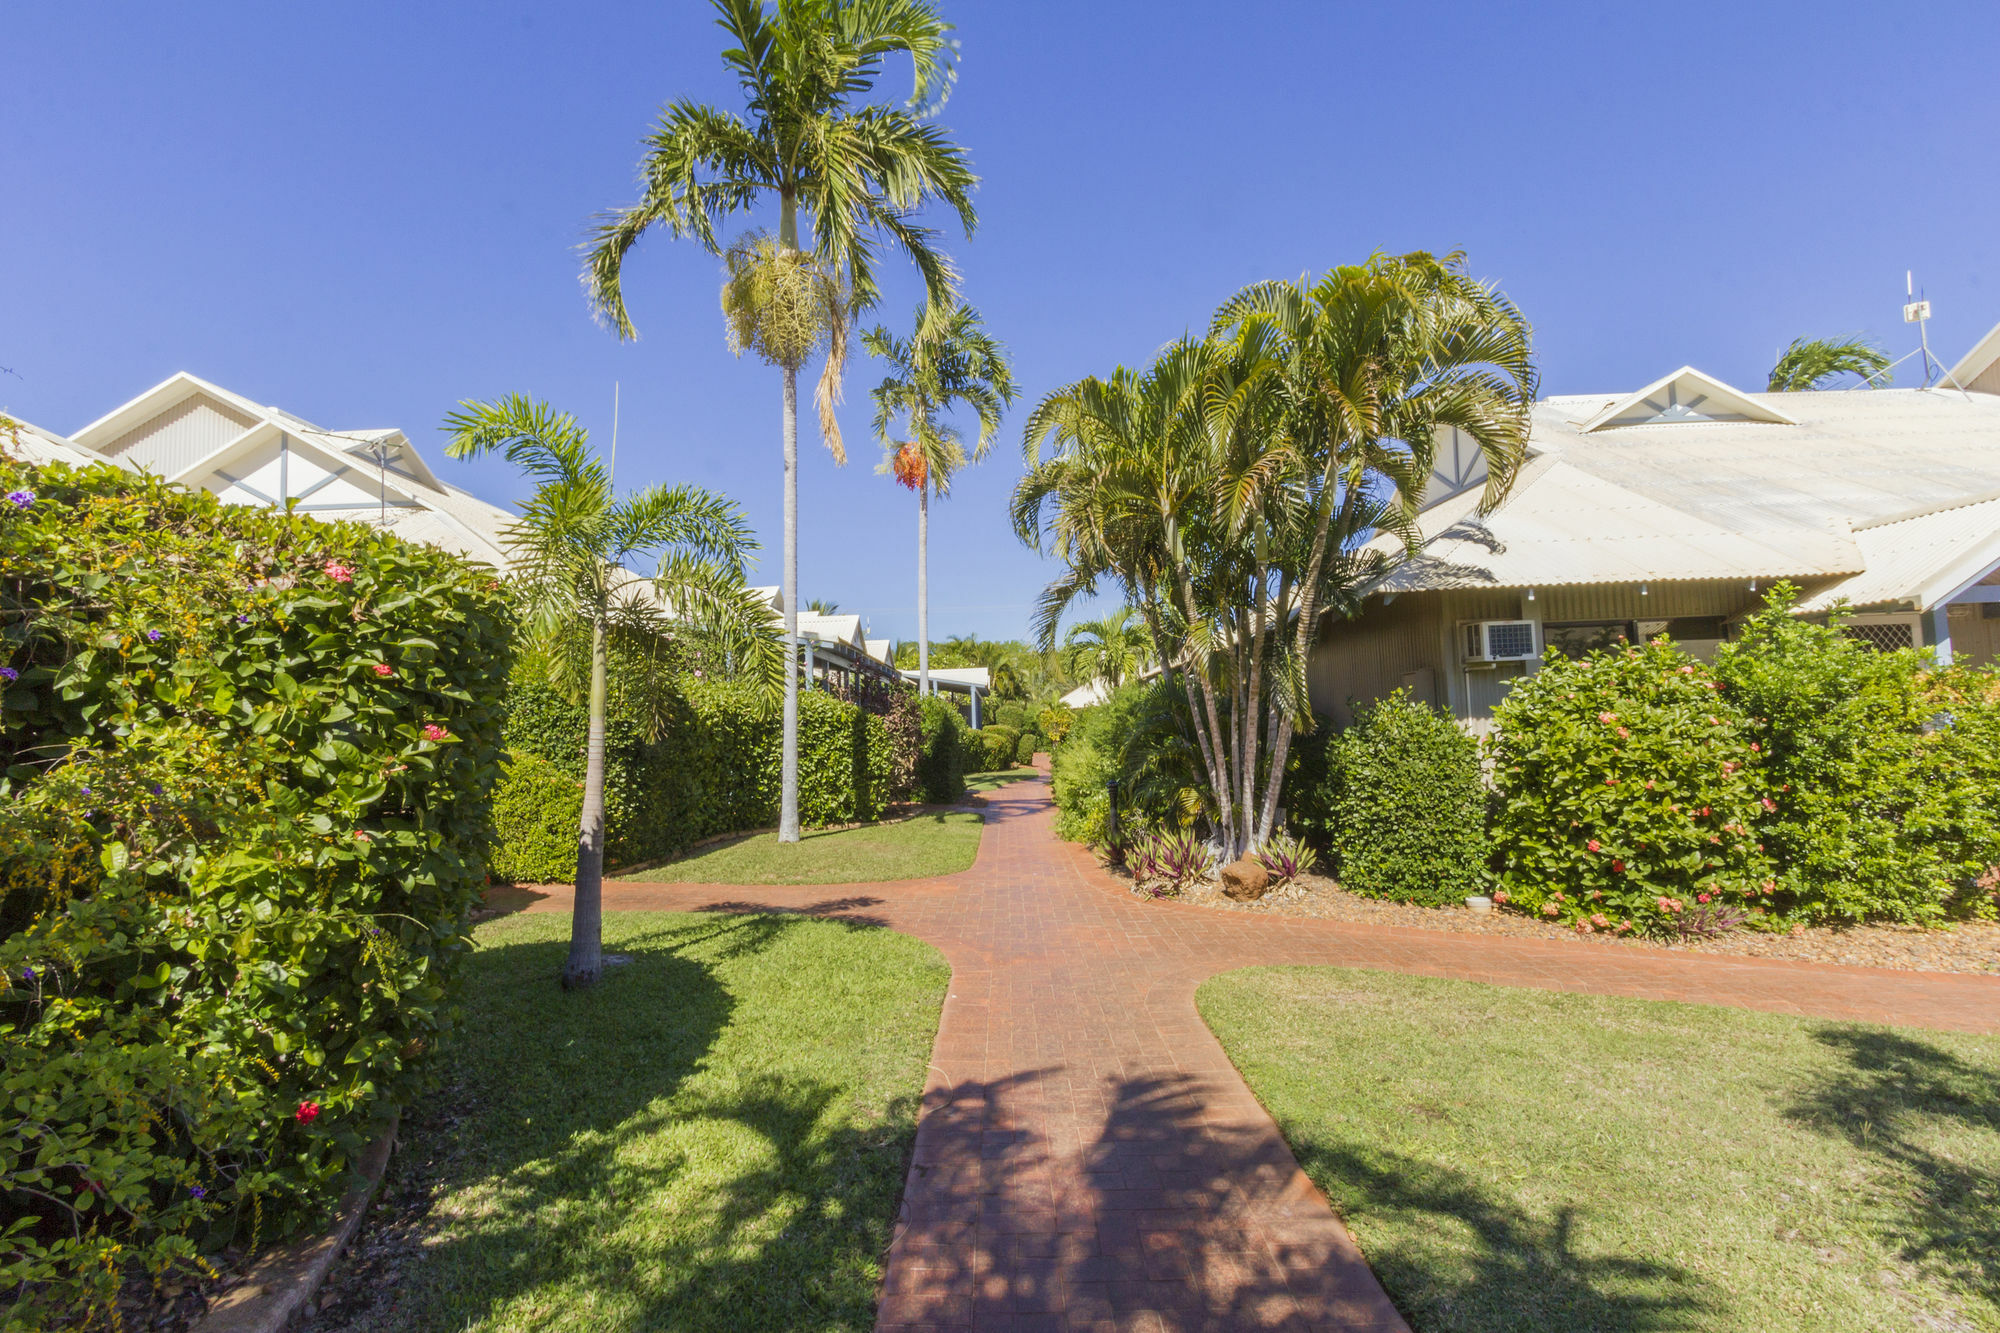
[375,911,949,1332]
[619,811,983,884]
[1197,967,2000,1333]
[965,766,1040,795]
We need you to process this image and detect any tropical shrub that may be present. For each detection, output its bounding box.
[1489,641,1772,936]
[493,669,903,879]
[973,724,1019,772]
[1713,590,2000,923]
[486,751,583,883]
[1014,731,1039,765]
[0,460,511,1324]
[1300,693,1486,906]
[1038,703,1075,746]
[916,695,969,803]
[1254,832,1318,887]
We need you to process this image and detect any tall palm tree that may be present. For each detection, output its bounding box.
[444,395,780,989]
[1768,335,1892,391]
[582,0,977,843]
[1061,608,1149,691]
[865,301,1014,698]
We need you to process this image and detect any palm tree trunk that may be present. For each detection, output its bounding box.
[918,485,930,697]
[563,616,609,989]
[779,362,802,843]
[777,190,802,844]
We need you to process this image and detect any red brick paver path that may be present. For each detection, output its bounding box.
[515,774,2000,1332]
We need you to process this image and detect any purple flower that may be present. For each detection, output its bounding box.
[146,630,163,643]
[236,615,250,624]
[151,783,164,796]
[0,667,15,683]
[6,490,32,509]
[19,967,33,984]
[188,1185,206,1200]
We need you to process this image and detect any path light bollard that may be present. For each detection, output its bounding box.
[1105,779,1124,867]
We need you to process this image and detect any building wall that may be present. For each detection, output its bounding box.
[1306,594,1451,727]
[99,392,257,475]
[1309,578,1857,732]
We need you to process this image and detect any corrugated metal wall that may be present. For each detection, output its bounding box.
[101,393,257,475]
[1308,595,1450,726]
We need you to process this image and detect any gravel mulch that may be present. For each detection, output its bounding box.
[1124,870,2000,975]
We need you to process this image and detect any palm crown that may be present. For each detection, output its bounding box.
[866,300,1015,496]
[1768,335,1891,391]
[583,0,976,335]
[442,395,781,712]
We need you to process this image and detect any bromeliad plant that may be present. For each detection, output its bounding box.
[1253,832,1318,887]
[1126,825,1215,898]
[1488,640,1775,938]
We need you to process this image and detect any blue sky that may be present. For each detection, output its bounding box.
[6,1,1997,642]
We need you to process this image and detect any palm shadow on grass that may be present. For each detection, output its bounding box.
[1284,1141,1711,1332]
[375,910,937,1332]
[1784,1026,2000,1311]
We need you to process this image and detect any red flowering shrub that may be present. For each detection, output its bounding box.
[0,459,510,1323]
[1489,640,1773,937]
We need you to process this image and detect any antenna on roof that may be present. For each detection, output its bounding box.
[607,381,620,487]
[1904,271,1940,388]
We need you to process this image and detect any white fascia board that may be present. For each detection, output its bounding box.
[72,372,212,447]
[1923,528,2000,609]
[74,373,281,449]
[1947,317,2000,390]
[167,419,278,485]
[1577,366,1797,433]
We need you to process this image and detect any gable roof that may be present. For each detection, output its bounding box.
[1377,380,2000,611]
[1576,366,1795,432]
[1949,317,2000,395]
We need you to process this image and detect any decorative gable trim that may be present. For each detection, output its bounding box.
[1577,366,1796,433]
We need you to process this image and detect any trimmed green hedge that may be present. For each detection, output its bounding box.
[485,751,582,884]
[0,460,512,1324]
[493,671,913,881]
[917,695,970,803]
[1316,692,1486,906]
[1015,732,1039,765]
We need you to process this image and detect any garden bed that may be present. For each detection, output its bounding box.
[1129,869,2000,975]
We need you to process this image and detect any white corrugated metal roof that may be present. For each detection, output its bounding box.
[1380,378,2000,609]
[3,417,100,468]
[1797,495,2000,612]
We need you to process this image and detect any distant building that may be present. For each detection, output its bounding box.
[6,372,516,567]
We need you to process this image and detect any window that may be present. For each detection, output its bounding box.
[1543,621,1636,660]
[1651,617,1729,644]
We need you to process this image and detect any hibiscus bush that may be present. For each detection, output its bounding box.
[1713,589,2000,923]
[0,459,511,1325]
[1489,640,1773,937]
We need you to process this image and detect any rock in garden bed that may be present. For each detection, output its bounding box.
[1120,868,2000,975]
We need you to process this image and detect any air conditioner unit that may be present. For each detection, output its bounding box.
[1463,620,1539,664]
